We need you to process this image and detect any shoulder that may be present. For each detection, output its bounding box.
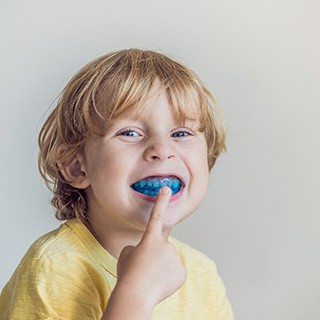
[169,237,218,273]
[169,237,227,300]
[9,222,101,291]
[169,237,223,296]
[167,237,234,319]
[16,221,107,289]
[21,221,85,261]
[1,221,108,319]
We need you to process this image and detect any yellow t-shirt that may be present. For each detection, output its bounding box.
[0,219,233,319]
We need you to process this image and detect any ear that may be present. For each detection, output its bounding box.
[57,148,90,189]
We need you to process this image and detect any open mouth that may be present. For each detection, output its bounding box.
[131,176,183,197]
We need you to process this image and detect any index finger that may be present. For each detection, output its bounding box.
[143,186,172,239]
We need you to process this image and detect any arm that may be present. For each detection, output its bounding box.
[101,187,187,320]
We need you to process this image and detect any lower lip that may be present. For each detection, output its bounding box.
[131,186,184,202]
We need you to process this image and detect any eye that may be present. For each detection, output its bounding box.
[119,129,140,137]
[171,130,193,138]
[115,128,143,142]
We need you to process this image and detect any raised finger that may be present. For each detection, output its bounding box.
[143,186,172,239]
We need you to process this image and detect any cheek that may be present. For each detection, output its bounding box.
[193,169,209,201]
[188,143,209,176]
[86,151,137,200]
[188,147,210,197]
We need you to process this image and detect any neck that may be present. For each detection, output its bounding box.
[84,214,144,259]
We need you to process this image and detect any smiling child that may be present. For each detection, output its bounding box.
[0,49,234,319]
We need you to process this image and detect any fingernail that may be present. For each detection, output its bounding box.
[160,186,171,195]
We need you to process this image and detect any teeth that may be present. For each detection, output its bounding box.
[172,179,180,188]
[132,176,182,196]
[139,180,146,188]
[160,180,167,187]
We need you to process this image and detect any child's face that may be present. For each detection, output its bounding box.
[81,85,209,233]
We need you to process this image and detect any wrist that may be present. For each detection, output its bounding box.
[115,280,156,311]
[102,282,155,320]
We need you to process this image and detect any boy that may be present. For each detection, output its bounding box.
[0,49,234,319]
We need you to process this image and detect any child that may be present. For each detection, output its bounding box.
[0,49,234,319]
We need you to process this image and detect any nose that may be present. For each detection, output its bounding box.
[143,137,176,162]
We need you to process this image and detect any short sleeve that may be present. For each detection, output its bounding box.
[0,256,109,320]
[164,238,234,320]
[211,268,234,320]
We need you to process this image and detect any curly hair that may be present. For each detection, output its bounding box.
[38,49,226,221]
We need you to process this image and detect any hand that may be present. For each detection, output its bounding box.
[116,186,187,309]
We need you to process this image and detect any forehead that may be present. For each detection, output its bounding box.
[91,86,201,137]
[112,84,201,127]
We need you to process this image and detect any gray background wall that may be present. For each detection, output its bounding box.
[1,0,319,319]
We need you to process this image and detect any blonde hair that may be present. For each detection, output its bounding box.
[38,49,226,221]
